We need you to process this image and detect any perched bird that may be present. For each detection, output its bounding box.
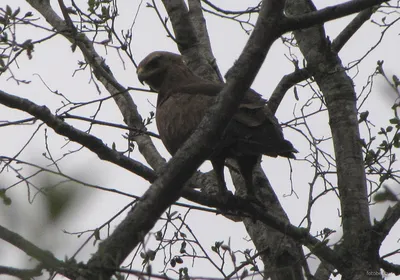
[137,51,297,196]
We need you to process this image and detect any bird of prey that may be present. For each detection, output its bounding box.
[137,51,297,197]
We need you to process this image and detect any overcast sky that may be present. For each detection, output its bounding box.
[1,0,400,279]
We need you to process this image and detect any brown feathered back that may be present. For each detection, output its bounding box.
[137,51,297,195]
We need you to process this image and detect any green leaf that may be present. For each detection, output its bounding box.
[359,111,369,123]
[155,230,162,241]
[6,5,12,16]
[180,241,186,253]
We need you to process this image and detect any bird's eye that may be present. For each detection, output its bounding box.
[147,56,160,68]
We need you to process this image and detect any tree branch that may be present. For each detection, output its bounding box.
[85,1,292,278]
[188,0,223,81]
[26,0,167,172]
[313,261,336,280]
[201,0,260,15]
[182,188,346,271]
[285,0,380,278]
[0,224,75,278]
[161,0,220,82]
[380,259,400,276]
[0,89,157,183]
[282,0,385,32]
[268,5,377,114]
[372,202,400,244]
[0,265,42,279]
[268,68,310,115]
[331,6,376,52]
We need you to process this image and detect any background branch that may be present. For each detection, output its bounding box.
[0,89,157,183]
[0,224,74,278]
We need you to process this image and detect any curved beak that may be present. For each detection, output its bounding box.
[137,67,145,85]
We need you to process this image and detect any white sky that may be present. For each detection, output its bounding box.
[0,0,400,279]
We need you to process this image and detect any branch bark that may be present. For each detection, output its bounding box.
[20,0,391,279]
[285,0,379,278]
[85,1,295,278]
[163,1,306,278]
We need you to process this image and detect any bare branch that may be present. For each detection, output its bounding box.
[380,259,400,276]
[269,5,377,114]
[188,0,223,80]
[332,7,376,52]
[182,188,345,270]
[372,202,400,244]
[85,1,295,278]
[26,0,167,172]
[0,265,42,279]
[283,0,386,32]
[0,89,157,183]
[62,114,160,139]
[201,0,260,15]
[285,0,384,278]
[268,68,310,114]
[161,0,220,82]
[0,224,75,278]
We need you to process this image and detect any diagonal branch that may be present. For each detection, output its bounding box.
[331,6,376,52]
[380,259,400,275]
[268,68,310,115]
[268,5,377,114]
[85,1,290,278]
[372,202,400,244]
[0,224,75,278]
[0,265,42,279]
[26,0,167,172]
[161,0,220,82]
[0,89,157,183]
[282,0,386,32]
[188,0,223,81]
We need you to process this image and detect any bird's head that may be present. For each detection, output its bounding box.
[137,51,187,92]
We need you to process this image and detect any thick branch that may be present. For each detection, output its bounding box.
[0,265,42,279]
[188,0,223,81]
[380,259,400,275]
[161,0,220,82]
[86,1,289,278]
[286,0,378,278]
[331,6,376,52]
[313,261,336,280]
